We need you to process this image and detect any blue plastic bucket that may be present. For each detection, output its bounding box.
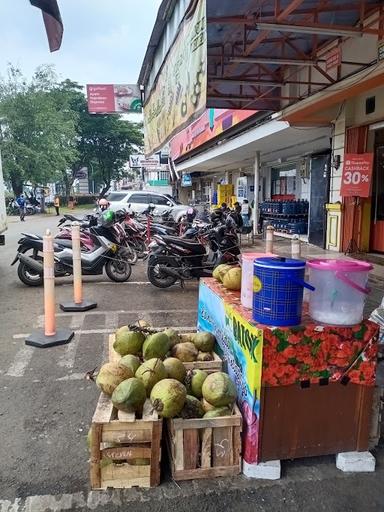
[253,257,314,326]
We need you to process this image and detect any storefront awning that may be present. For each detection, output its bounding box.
[206,0,382,110]
[174,119,330,173]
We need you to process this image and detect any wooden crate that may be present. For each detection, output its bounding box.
[108,334,222,373]
[90,394,162,489]
[166,405,242,481]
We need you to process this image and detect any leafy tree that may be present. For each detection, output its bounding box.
[0,65,78,197]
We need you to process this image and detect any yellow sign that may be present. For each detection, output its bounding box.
[224,304,263,403]
[143,0,207,155]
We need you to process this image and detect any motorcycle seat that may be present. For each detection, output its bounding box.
[161,235,206,254]
[54,239,73,248]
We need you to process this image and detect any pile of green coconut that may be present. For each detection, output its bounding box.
[94,325,237,420]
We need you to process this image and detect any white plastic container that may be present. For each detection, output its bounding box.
[241,252,274,308]
[307,259,373,325]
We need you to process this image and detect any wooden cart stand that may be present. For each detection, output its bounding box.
[166,405,242,481]
[90,394,162,489]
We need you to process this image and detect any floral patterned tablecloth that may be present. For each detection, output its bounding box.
[204,278,379,387]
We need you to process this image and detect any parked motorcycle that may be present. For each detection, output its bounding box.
[12,217,133,287]
[147,219,240,288]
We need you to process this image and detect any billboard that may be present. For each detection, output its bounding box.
[143,0,207,155]
[170,108,256,160]
[129,154,160,169]
[86,84,142,114]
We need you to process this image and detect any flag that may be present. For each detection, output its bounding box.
[30,0,63,52]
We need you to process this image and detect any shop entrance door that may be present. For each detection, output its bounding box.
[371,143,384,253]
[308,153,330,248]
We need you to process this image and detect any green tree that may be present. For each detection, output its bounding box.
[0,65,78,197]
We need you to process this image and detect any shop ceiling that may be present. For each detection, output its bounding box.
[175,120,331,173]
[206,0,382,111]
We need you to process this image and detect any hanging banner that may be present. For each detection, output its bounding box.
[87,84,142,113]
[197,279,263,464]
[143,0,207,155]
[340,153,374,197]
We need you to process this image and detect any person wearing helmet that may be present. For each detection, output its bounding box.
[98,198,109,211]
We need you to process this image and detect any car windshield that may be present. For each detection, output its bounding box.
[107,193,128,202]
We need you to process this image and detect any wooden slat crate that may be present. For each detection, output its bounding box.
[108,334,222,373]
[90,394,162,489]
[166,405,242,481]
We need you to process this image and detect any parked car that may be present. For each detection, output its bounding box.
[106,191,189,221]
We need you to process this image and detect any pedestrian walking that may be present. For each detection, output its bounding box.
[54,195,60,216]
[16,194,26,221]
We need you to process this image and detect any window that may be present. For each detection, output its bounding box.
[129,193,150,204]
[107,193,128,202]
[151,195,171,206]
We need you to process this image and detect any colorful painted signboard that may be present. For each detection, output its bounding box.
[198,279,263,464]
[143,0,207,155]
[170,108,256,160]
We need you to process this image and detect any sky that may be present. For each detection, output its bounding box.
[0,0,162,86]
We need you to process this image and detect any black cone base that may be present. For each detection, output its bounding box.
[59,300,97,312]
[25,329,74,348]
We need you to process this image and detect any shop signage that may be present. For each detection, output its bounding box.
[325,47,341,71]
[170,108,255,160]
[143,0,207,155]
[198,280,263,464]
[86,84,142,114]
[129,154,160,169]
[340,153,374,197]
[181,174,192,187]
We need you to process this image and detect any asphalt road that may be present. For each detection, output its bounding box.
[0,214,383,512]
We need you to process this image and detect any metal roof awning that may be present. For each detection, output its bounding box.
[174,119,330,173]
[206,0,382,111]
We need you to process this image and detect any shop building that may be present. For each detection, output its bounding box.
[139,0,384,251]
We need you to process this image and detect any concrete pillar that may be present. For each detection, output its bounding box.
[253,151,260,237]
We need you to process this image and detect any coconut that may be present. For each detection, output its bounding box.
[150,379,187,418]
[222,267,242,291]
[135,358,167,395]
[163,328,181,347]
[136,319,151,329]
[111,378,147,413]
[192,332,215,352]
[197,351,214,361]
[119,354,141,375]
[212,264,232,283]
[187,369,208,398]
[142,332,170,360]
[113,327,145,356]
[172,342,198,362]
[202,372,237,407]
[96,362,133,396]
[201,398,216,413]
[179,333,193,343]
[180,395,205,419]
[203,407,232,418]
[163,357,187,383]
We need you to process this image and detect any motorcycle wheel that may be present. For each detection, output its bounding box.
[147,256,177,288]
[105,257,132,282]
[125,245,138,265]
[134,240,147,259]
[17,262,43,286]
[17,248,43,286]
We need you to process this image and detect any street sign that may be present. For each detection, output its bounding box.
[340,153,374,197]
[181,174,192,187]
[129,154,160,169]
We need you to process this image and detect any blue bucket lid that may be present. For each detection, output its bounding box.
[254,257,306,269]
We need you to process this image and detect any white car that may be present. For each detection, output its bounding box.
[106,190,189,221]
